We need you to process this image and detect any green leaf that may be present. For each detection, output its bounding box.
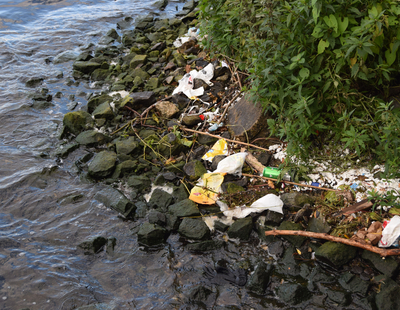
[385,49,397,66]
[351,63,359,77]
[337,16,349,34]
[318,39,329,54]
[299,68,310,80]
[329,14,338,33]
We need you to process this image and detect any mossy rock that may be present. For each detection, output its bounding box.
[63,111,94,136]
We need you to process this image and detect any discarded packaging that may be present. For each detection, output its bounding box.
[202,139,228,162]
[379,215,400,248]
[173,27,200,48]
[208,122,224,132]
[218,194,283,219]
[262,166,291,181]
[214,152,247,176]
[189,172,225,205]
[172,63,214,98]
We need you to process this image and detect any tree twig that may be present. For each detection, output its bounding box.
[178,126,272,153]
[265,229,400,257]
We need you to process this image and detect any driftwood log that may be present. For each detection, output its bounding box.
[265,229,400,257]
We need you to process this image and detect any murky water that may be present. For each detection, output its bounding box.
[0,1,372,309]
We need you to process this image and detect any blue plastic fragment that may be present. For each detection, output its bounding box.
[350,183,358,190]
[311,182,320,187]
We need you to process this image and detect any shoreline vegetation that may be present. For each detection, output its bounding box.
[55,0,400,308]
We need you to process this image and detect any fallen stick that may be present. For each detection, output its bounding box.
[265,229,400,257]
[179,127,272,153]
[242,173,337,192]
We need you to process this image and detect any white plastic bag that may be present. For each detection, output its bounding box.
[379,215,400,248]
[214,152,247,176]
[218,194,283,219]
[172,64,214,98]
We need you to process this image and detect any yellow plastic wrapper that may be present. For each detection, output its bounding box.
[202,139,228,162]
[189,172,225,205]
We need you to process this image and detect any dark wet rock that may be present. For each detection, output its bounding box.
[173,53,186,67]
[57,193,84,205]
[275,283,311,305]
[53,50,80,64]
[323,286,351,306]
[0,237,21,248]
[88,151,117,178]
[115,136,139,155]
[315,242,357,267]
[148,188,173,211]
[91,68,110,81]
[197,133,218,146]
[106,237,116,255]
[166,213,179,231]
[277,221,306,247]
[267,240,284,257]
[186,240,225,252]
[168,199,200,218]
[179,218,211,240]
[361,250,399,277]
[92,101,114,119]
[133,201,147,219]
[87,94,113,114]
[63,111,94,136]
[148,209,167,226]
[214,220,229,232]
[203,265,247,287]
[130,54,147,68]
[227,217,252,241]
[73,61,101,74]
[157,132,187,157]
[183,160,207,181]
[307,217,331,234]
[210,155,226,171]
[94,187,135,217]
[144,77,160,91]
[25,77,44,87]
[76,130,111,147]
[137,222,167,246]
[111,160,138,178]
[263,210,284,226]
[275,246,301,277]
[281,192,314,209]
[186,285,216,306]
[129,91,156,108]
[226,93,269,141]
[75,303,117,310]
[127,175,151,192]
[338,272,369,296]
[374,274,400,310]
[54,142,79,158]
[246,261,273,295]
[78,236,107,254]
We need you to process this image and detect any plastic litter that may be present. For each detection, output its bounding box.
[202,139,228,162]
[208,122,224,132]
[214,152,247,176]
[189,172,225,205]
[172,63,214,98]
[218,194,283,219]
[173,27,200,48]
[379,215,400,248]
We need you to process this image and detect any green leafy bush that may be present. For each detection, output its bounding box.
[198,0,400,176]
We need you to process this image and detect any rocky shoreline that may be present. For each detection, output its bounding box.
[53,1,400,309]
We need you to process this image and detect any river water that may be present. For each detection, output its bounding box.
[0,1,373,309]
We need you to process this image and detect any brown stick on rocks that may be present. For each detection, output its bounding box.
[265,229,400,257]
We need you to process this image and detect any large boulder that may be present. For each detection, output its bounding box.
[88,151,117,178]
[94,187,135,217]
